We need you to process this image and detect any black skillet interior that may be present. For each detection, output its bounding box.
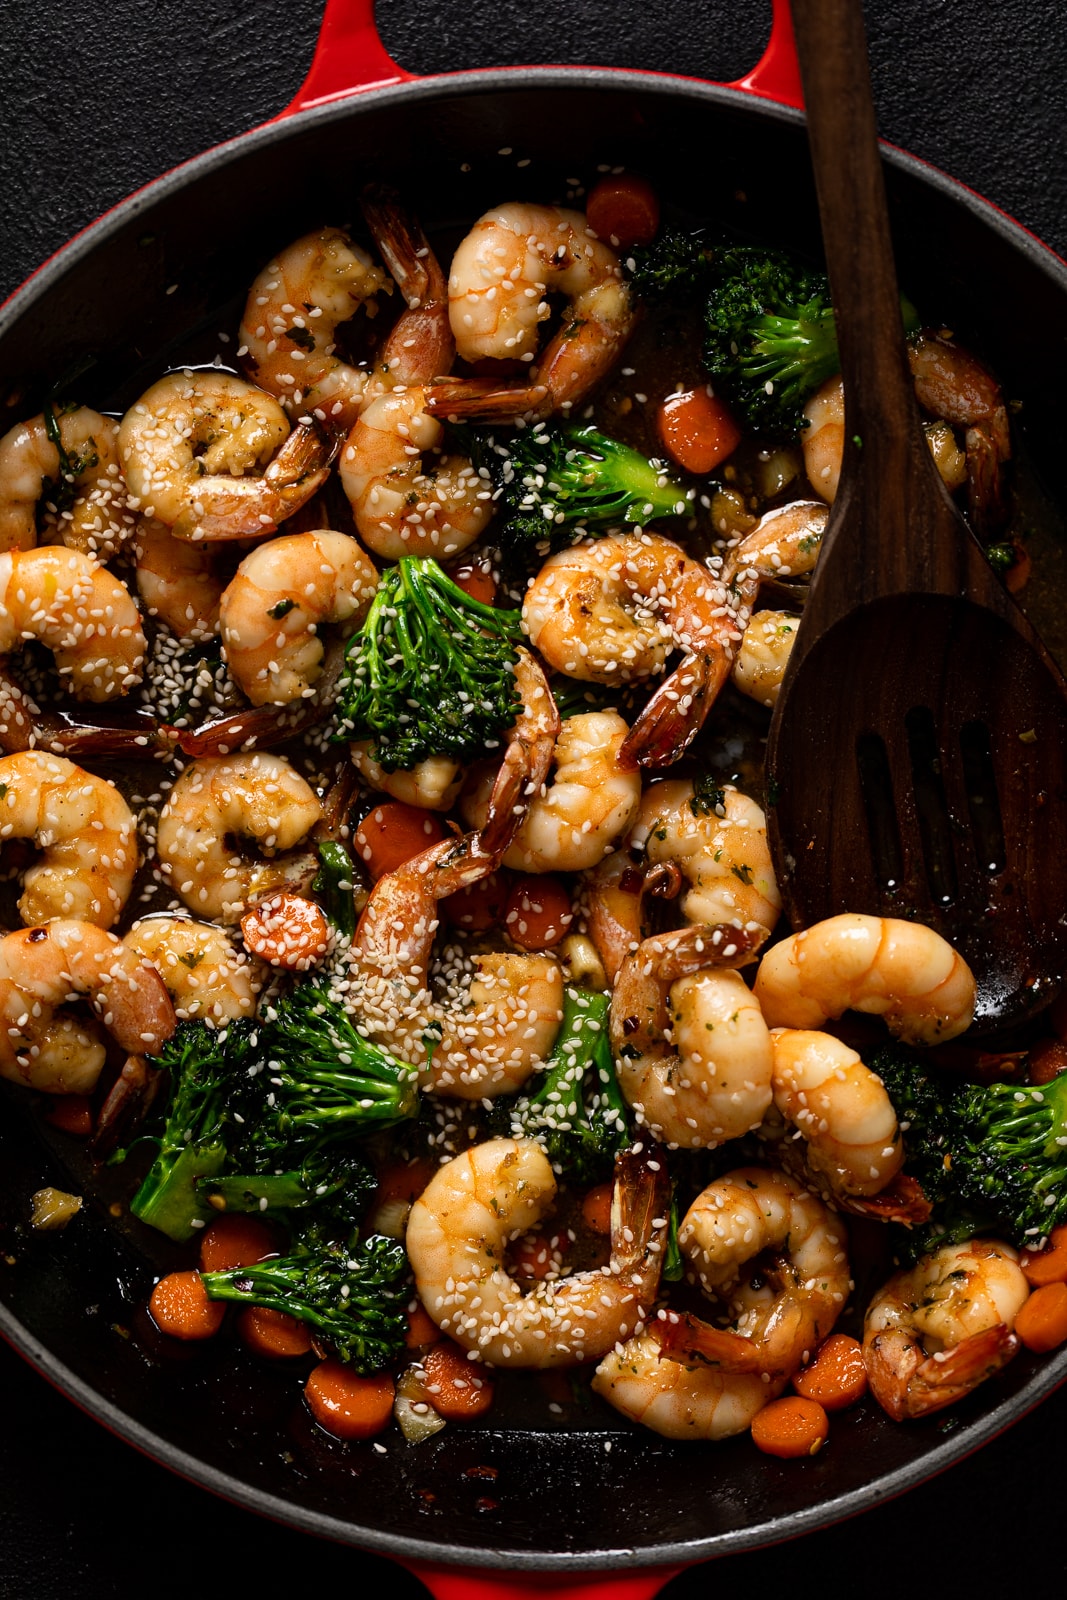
[2,71,1067,1571]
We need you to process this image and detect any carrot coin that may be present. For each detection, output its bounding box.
[657,387,742,475]
[241,892,329,970]
[198,1214,277,1273]
[1014,1282,1067,1352]
[149,1271,225,1341]
[353,801,448,882]
[420,1340,496,1421]
[237,1305,313,1359]
[1021,1224,1067,1288]
[792,1334,868,1411]
[751,1395,829,1458]
[305,1361,395,1440]
[586,174,660,250]
[503,874,574,949]
[581,1182,614,1236]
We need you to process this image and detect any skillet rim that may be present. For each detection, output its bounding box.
[2,63,1066,1571]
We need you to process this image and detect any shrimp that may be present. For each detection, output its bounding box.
[804,333,1011,536]
[0,751,138,929]
[0,407,134,556]
[350,744,463,812]
[218,529,379,705]
[731,610,800,708]
[339,195,492,561]
[123,915,261,1023]
[764,1027,904,1200]
[444,203,634,417]
[753,913,977,1046]
[719,498,829,592]
[350,653,565,1098]
[609,924,773,1148]
[592,1328,781,1442]
[155,752,324,922]
[134,518,226,640]
[0,546,146,701]
[522,533,745,769]
[118,373,335,542]
[669,1166,851,1375]
[238,227,389,427]
[863,1239,1028,1420]
[406,1139,670,1366]
[0,919,175,1095]
[459,710,642,873]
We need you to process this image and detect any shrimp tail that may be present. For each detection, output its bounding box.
[479,648,560,860]
[866,1323,1019,1422]
[171,420,339,542]
[360,185,456,383]
[658,1310,771,1374]
[610,1146,672,1278]
[178,640,346,758]
[838,1172,933,1225]
[424,380,550,423]
[618,648,734,771]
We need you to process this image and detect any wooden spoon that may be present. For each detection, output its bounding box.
[764,0,1067,1032]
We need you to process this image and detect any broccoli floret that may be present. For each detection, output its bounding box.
[130,1019,256,1243]
[201,1233,409,1370]
[626,228,718,304]
[201,1144,376,1226]
[468,422,688,577]
[507,987,632,1185]
[702,246,921,439]
[335,556,524,770]
[873,1042,1067,1248]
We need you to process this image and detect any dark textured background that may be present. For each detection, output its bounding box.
[1,1,1066,1595]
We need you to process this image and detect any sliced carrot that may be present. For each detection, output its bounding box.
[353,801,448,882]
[420,1340,496,1421]
[198,1214,277,1273]
[503,874,574,950]
[1028,1038,1067,1086]
[586,174,660,250]
[1014,1282,1067,1353]
[581,1182,614,1237]
[448,559,498,607]
[657,386,742,475]
[751,1395,829,1458]
[304,1360,396,1440]
[405,1300,444,1349]
[441,869,511,932]
[1021,1224,1067,1287]
[374,1157,437,1208]
[792,1334,868,1411]
[149,1270,226,1341]
[241,891,330,970]
[45,1095,93,1137]
[511,1231,557,1282]
[237,1304,313,1359]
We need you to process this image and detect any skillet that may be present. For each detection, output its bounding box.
[2,2,1067,1595]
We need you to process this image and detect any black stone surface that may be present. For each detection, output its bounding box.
[1,2,1066,1595]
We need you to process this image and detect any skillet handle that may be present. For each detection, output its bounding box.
[405,1560,685,1600]
[281,0,805,116]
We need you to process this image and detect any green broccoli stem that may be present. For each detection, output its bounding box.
[201,1235,409,1370]
[312,840,358,939]
[200,1144,375,1222]
[519,986,632,1184]
[336,557,524,770]
[663,1193,684,1283]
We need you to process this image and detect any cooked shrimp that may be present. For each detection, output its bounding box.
[804,334,1011,536]
[238,227,389,427]
[0,408,133,557]
[592,1327,782,1441]
[406,1139,670,1366]
[155,752,323,922]
[460,710,641,873]
[731,610,800,707]
[118,373,334,541]
[340,387,492,560]
[522,533,744,769]
[863,1239,1028,1421]
[358,185,456,392]
[720,498,828,591]
[123,915,261,1022]
[765,1027,903,1199]
[610,924,773,1147]
[349,744,463,812]
[0,919,175,1095]
[670,1166,851,1374]
[134,518,226,640]
[0,751,138,928]
[445,203,634,416]
[219,529,378,705]
[753,913,977,1046]
[0,546,145,701]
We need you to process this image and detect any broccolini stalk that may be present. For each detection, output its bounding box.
[336,556,524,770]
[201,1144,375,1225]
[130,1020,255,1243]
[312,839,358,940]
[509,987,632,1184]
[202,1234,409,1370]
[468,421,688,576]
[873,1043,1067,1248]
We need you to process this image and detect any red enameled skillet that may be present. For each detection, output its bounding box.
[2,2,1067,1597]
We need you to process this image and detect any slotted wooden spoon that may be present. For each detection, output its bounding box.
[765,0,1067,1032]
